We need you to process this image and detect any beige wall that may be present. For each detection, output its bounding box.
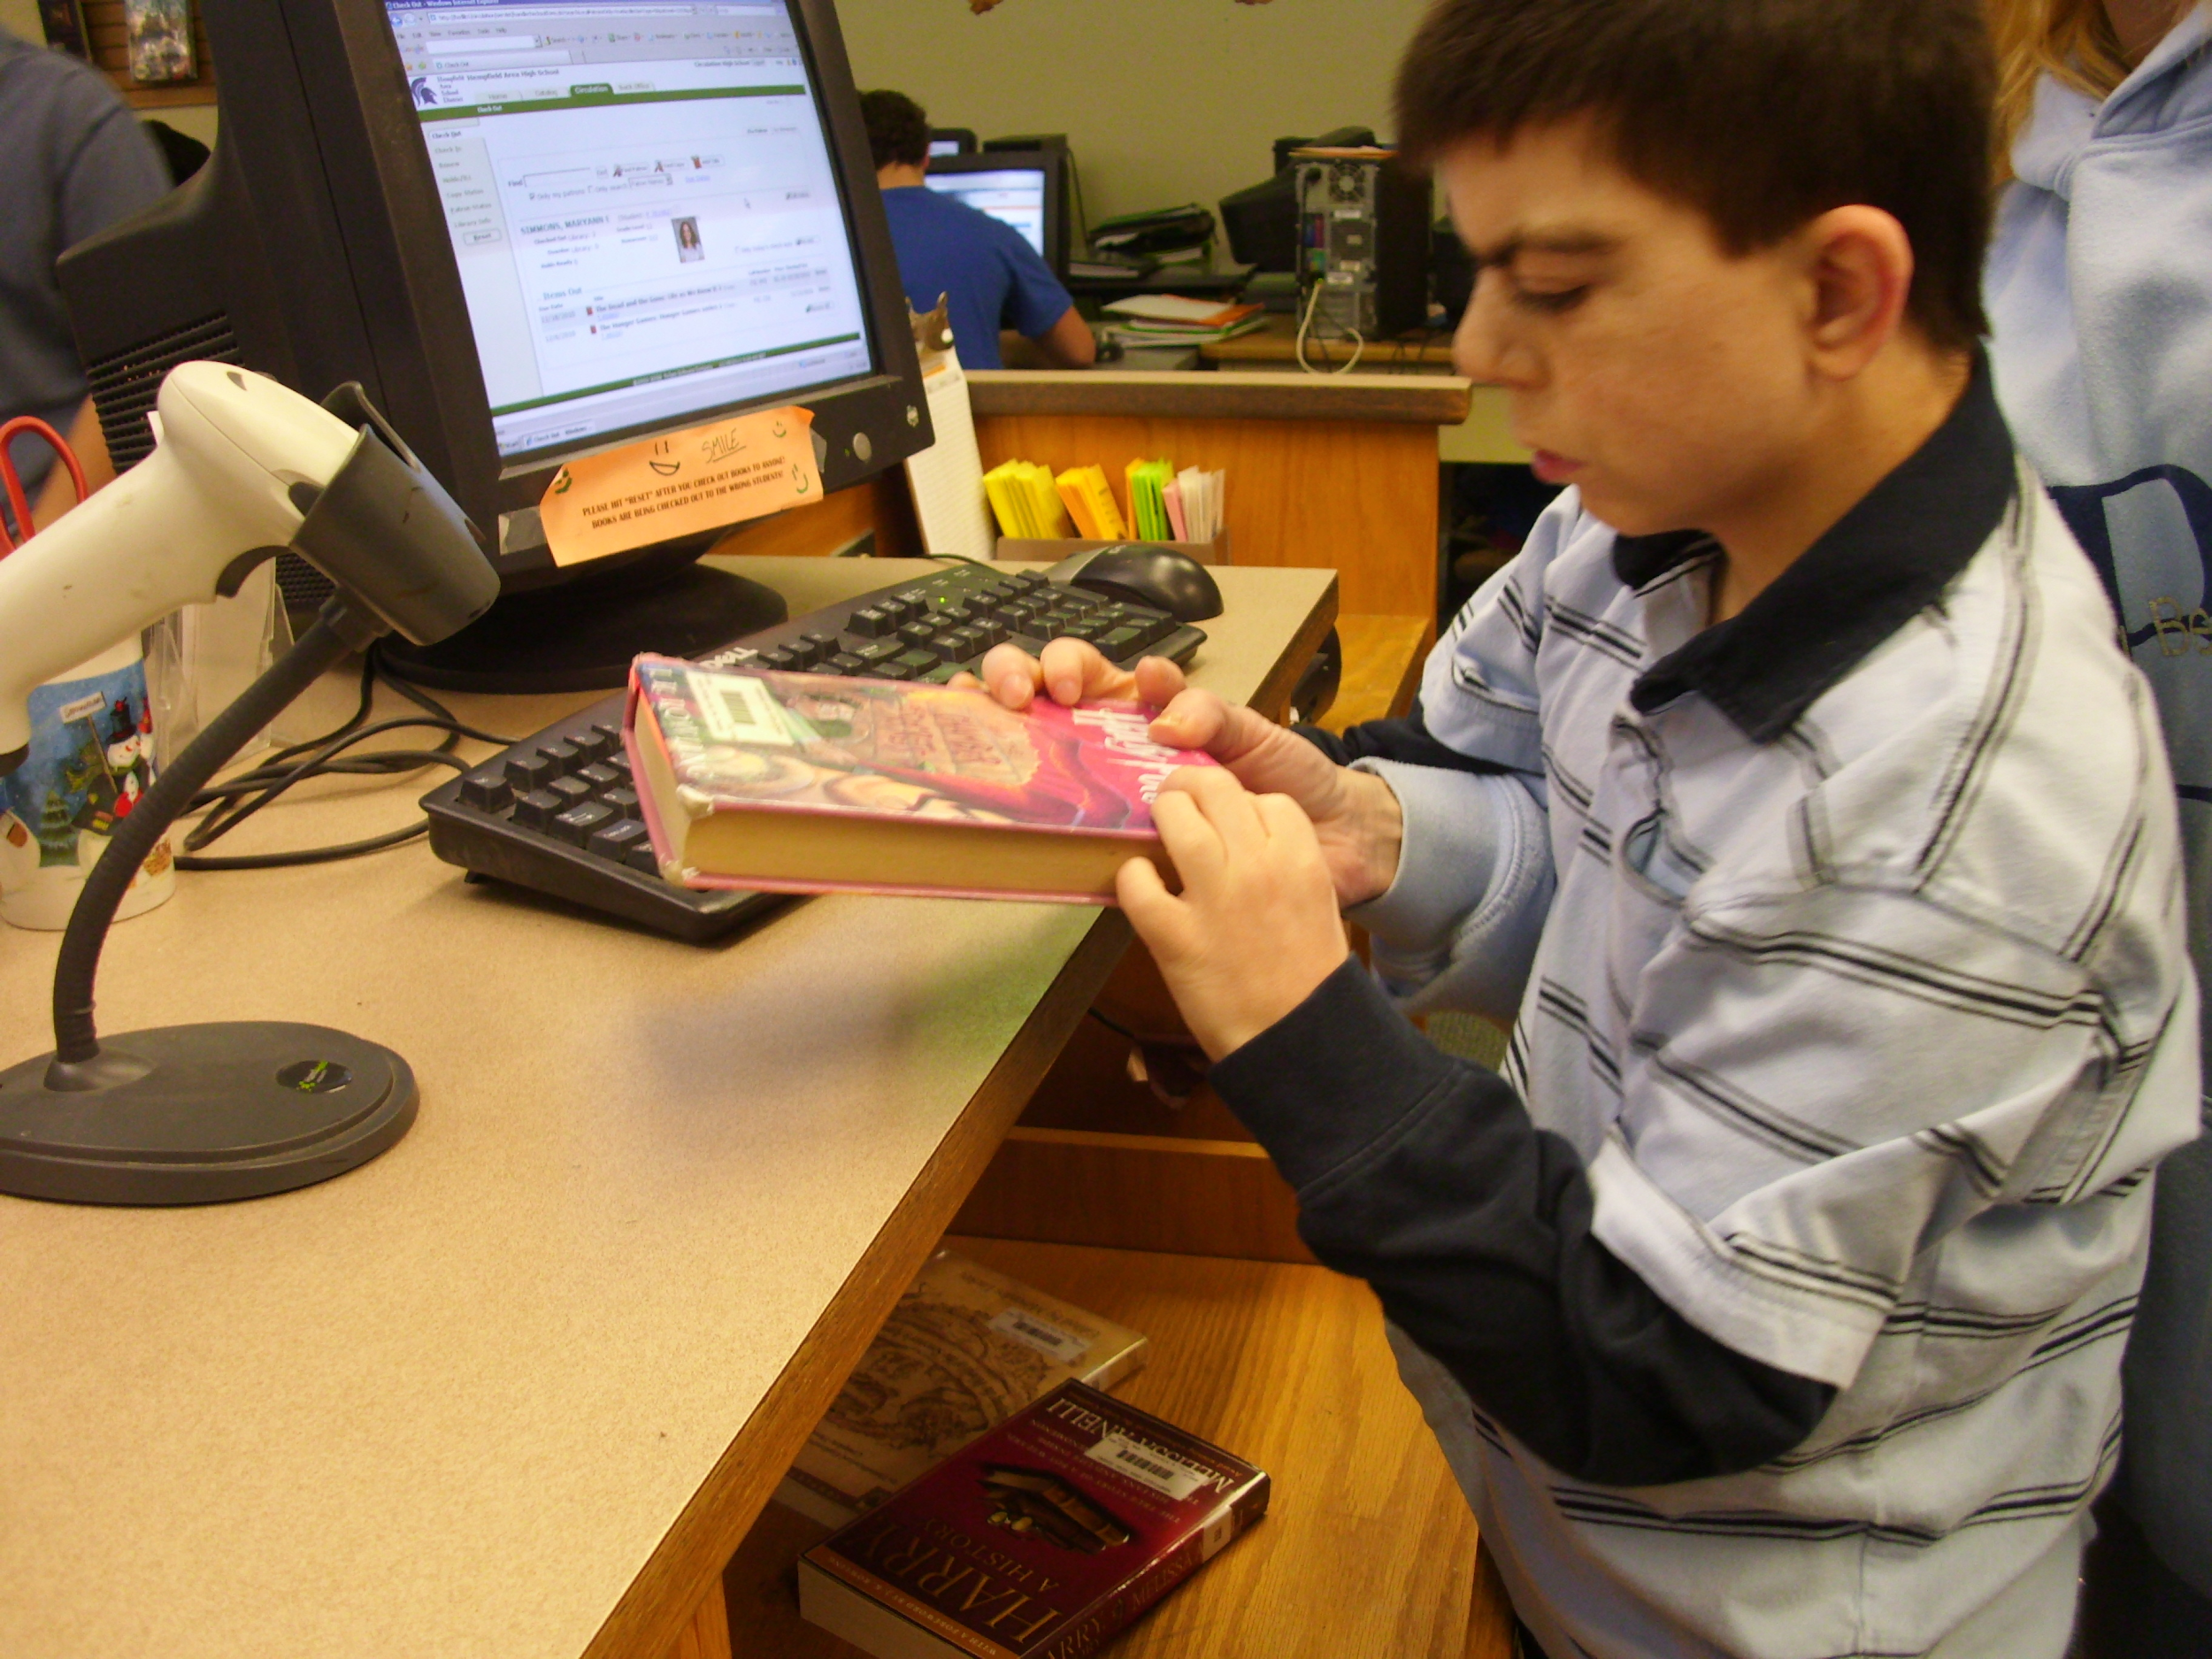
[5,0,1439,229]
[837,0,1436,230]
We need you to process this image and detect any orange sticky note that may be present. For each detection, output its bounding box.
[539,406,822,566]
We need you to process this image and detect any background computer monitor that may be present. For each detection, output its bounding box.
[927,127,978,158]
[922,150,1068,277]
[57,0,933,690]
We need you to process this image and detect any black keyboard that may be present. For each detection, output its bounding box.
[419,561,1205,941]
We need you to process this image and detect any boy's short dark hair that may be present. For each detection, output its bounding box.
[861,89,930,171]
[1396,0,1993,352]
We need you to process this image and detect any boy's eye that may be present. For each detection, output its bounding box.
[1515,286,1589,314]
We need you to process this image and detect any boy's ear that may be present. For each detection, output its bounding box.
[1799,205,1915,379]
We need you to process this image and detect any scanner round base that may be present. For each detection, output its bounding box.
[0,1022,416,1205]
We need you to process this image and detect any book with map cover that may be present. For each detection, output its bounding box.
[776,1251,1149,1528]
[799,1380,1269,1659]
[624,656,1215,902]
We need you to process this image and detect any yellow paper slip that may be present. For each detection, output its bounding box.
[539,406,822,566]
[1056,465,1127,540]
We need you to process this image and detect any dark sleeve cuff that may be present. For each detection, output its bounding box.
[1210,957,1461,1192]
[1294,704,1512,775]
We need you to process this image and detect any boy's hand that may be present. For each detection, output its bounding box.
[1118,768,1350,1061]
[959,640,1406,907]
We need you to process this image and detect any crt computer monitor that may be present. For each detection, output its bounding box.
[927,127,978,158]
[57,0,934,691]
[922,151,1067,277]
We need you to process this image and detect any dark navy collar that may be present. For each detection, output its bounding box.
[1621,356,2016,742]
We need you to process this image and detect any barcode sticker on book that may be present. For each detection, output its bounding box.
[989,1307,1091,1364]
[1085,1432,1206,1501]
[688,670,793,747]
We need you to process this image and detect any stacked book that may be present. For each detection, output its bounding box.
[780,1249,1270,1659]
[1098,296,1266,349]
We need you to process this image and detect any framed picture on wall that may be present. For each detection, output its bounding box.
[121,0,198,84]
[37,0,91,58]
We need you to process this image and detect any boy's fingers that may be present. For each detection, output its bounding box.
[979,643,1042,709]
[1165,765,1268,859]
[1116,855,1184,939]
[1253,790,1322,850]
[1133,656,1190,709]
[1147,687,1233,753]
[1038,638,1121,705]
[1150,787,1227,883]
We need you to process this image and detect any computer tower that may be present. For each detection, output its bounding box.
[1292,149,1432,340]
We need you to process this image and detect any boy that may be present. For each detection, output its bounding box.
[972,1,2199,1654]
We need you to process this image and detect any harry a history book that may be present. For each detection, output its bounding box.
[624,657,1215,902]
[778,1251,1150,1527]
[799,1381,1269,1659]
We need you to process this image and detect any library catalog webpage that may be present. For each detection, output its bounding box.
[383,0,876,459]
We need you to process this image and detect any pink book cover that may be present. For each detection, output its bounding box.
[623,656,1217,903]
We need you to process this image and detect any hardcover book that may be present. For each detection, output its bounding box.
[776,1251,1149,1528]
[799,1381,1269,1659]
[624,657,1215,902]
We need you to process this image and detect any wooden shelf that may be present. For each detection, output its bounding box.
[724,1239,1515,1659]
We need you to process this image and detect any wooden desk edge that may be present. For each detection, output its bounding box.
[966,370,1471,426]
[585,910,1135,1659]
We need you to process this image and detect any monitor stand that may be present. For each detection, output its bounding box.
[380,552,788,694]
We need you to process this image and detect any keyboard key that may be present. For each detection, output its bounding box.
[1096,626,1146,657]
[591,720,624,750]
[624,838,661,875]
[898,621,940,648]
[849,605,896,638]
[757,647,799,671]
[923,664,963,684]
[603,785,641,818]
[512,788,564,830]
[604,749,632,778]
[505,749,558,791]
[458,766,511,812]
[578,763,620,790]
[568,727,615,764]
[803,629,841,653]
[588,818,650,862]
[1011,571,1048,590]
[947,626,988,658]
[872,661,912,680]
[538,739,580,771]
[552,801,615,847]
[828,652,865,675]
[856,639,903,664]
[895,648,941,672]
[935,603,974,626]
[548,775,593,807]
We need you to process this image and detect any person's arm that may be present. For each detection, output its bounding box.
[1033,305,1097,368]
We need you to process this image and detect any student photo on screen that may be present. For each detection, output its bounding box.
[672,216,703,263]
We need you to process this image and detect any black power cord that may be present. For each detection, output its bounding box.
[173,639,518,871]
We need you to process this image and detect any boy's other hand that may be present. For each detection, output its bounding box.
[958,640,1406,907]
[1118,769,1350,1061]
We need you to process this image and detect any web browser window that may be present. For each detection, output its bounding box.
[924,167,1048,260]
[382,0,876,460]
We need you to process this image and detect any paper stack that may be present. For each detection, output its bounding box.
[1056,466,1128,540]
[982,460,1073,539]
[1100,295,1266,349]
[1166,466,1225,544]
[1124,458,1176,541]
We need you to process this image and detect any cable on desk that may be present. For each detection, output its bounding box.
[174,644,519,871]
[1295,280,1365,376]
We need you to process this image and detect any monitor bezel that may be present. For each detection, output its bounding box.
[920,150,1067,277]
[323,0,931,536]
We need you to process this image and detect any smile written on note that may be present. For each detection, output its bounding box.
[538,406,823,566]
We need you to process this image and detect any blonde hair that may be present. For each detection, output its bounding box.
[1986,1,2194,167]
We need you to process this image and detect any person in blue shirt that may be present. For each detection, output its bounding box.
[861,90,1094,372]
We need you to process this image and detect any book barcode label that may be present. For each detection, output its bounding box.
[688,670,792,747]
[1084,1432,1206,1501]
[989,1307,1091,1364]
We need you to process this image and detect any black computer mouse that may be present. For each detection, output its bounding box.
[1065,543,1225,622]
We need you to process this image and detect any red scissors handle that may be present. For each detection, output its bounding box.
[0,414,90,555]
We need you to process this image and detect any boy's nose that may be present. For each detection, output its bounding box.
[1452,274,1533,388]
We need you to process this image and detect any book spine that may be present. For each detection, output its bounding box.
[1031,1479,1267,1659]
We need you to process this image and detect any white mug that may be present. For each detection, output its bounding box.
[0,635,175,932]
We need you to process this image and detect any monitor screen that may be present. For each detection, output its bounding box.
[926,138,963,158]
[382,0,879,463]
[923,166,1048,260]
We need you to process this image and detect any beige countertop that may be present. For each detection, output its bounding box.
[0,557,1336,1659]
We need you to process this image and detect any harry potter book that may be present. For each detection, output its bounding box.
[799,1381,1269,1659]
[776,1251,1149,1528]
[624,657,1215,903]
